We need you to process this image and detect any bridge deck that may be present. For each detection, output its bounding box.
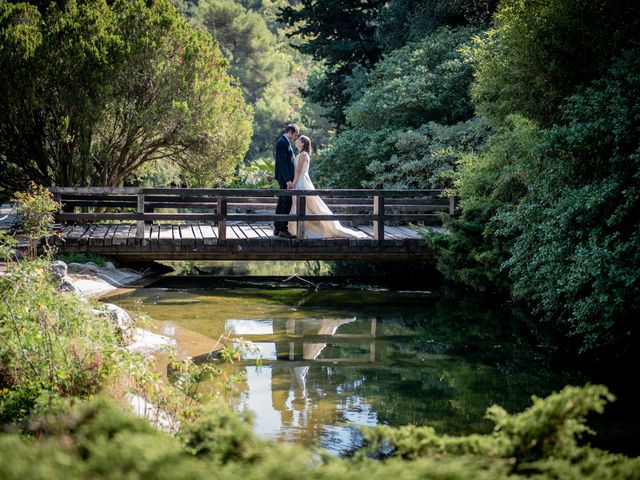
[50,222,437,261]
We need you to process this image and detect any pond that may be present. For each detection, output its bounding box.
[107,263,639,456]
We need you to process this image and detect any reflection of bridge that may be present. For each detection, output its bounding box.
[217,316,379,448]
[46,187,456,261]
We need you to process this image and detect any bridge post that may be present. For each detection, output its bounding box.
[217,195,227,241]
[296,195,306,240]
[373,195,385,241]
[136,193,145,241]
[448,195,458,216]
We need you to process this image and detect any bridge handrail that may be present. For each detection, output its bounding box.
[50,187,457,241]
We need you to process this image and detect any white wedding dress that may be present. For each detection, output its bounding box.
[289,153,367,239]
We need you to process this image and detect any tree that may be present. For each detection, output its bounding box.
[497,51,640,352]
[376,0,496,52]
[0,0,252,191]
[432,115,540,290]
[313,27,483,189]
[467,0,640,127]
[279,0,384,126]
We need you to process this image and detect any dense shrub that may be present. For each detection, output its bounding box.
[0,385,638,479]
[0,259,119,421]
[431,115,540,289]
[496,50,640,351]
[467,0,640,127]
[363,117,491,189]
[314,27,480,189]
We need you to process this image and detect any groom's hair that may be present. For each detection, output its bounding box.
[284,124,300,135]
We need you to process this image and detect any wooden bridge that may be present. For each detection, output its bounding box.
[46,187,456,261]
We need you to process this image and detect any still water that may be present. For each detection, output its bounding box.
[106,265,621,456]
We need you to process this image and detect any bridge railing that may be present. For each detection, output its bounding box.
[50,187,457,241]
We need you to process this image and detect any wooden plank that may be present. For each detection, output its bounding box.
[65,224,90,245]
[198,224,217,246]
[140,188,443,197]
[248,223,269,239]
[179,224,196,246]
[240,225,261,240]
[136,194,145,239]
[394,225,423,240]
[111,224,130,246]
[373,195,385,241]
[51,187,142,194]
[357,225,382,240]
[172,225,182,246]
[226,225,241,240]
[253,224,275,246]
[79,224,98,246]
[191,224,204,246]
[148,225,160,245]
[57,212,219,222]
[384,226,405,240]
[353,226,373,239]
[126,224,137,246]
[158,225,174,247]
[103,224,118,246]
[88,224,110,246]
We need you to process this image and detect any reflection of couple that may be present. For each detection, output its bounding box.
[273,124,366,239]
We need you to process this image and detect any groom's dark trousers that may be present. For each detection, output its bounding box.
[275,179,292,233]
[274,134,294,233]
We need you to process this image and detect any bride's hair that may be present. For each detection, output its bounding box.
[299,135,312,155]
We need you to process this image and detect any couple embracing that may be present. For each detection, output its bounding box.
[273,124,366,240]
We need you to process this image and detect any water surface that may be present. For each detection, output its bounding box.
[109,277,589,455]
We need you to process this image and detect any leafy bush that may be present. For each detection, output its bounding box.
[314,27,480,189]
[1,385,638,479]
[0,259,119,421]
[0,0,251,190]
[496,50,640,352]
[431,115,541,289]
[466,0,640,127]
[364,117,491,189]
[11,182,59,257]
[56,253,108,268]
[362,384,640,480]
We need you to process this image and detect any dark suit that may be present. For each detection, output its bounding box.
[274,134,295,232]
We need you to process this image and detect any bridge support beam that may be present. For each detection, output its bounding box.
[136,193,145,240]
[373,195,385,242]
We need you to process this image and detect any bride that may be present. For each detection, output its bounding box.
[289,136,367,239]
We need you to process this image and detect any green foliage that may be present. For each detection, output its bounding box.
[232,158,277,188]
[11,182,59,241]
[193,0,331,163]
[348,27,477,129]
[1,385,639,479]
[0,232,18,262]
[127,159,182,188]
[467,0,640,127]
[431,115,540,289]
[363,118,491,189]
[55,252,108,268]
[362,384,640,480]
[496,50,640,351]
[279,0,384,126]
[0,259,119,421]
[0,0,252,191]
[377,0,496,52]
[181,398,259,462]
[195,0,284,104]
[314,27,482,188]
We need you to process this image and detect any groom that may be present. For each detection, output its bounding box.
[273,124,300,238]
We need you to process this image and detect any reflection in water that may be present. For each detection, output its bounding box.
[225,316,367,451]
[107,284,636,456]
